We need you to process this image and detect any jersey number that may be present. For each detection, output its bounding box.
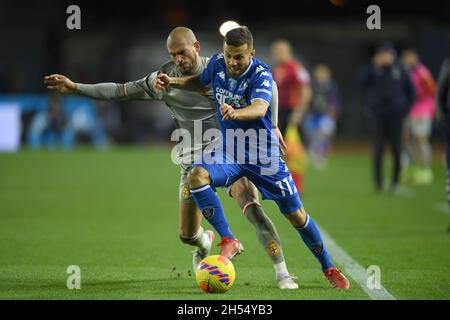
[276,178,295,197]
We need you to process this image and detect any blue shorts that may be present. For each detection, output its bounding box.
[194,156,302,214]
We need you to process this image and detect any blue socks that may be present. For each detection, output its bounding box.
[190,184,235,239]
[191,183,333,272]
[296,214,334,271]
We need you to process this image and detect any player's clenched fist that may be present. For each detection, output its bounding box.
[155,73,172,92]
[220,103,237,120]
[43,74,76,94]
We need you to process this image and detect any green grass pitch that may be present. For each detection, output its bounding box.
[0,147,449,299]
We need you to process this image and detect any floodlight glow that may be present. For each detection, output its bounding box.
[219,21,240,37]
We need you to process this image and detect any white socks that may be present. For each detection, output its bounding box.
[196,228,211,254]
[274,261,290,280]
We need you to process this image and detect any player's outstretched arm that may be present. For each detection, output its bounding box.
[44,74,155,101]
[155,73,206,92]
[221,99,269,121]
[44,74,77,94]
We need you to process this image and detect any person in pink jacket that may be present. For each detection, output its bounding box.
[401,49,436,184]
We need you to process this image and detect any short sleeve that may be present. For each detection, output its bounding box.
[251,66,273,104]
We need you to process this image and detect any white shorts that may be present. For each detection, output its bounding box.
[406,117,433,138]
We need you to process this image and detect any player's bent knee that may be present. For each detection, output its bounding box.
[244,203,268,224]
[188,166,210,188]
[229,182,244,198]
[242,184,259,200]
[285,207,307,228]
[231,180,260,210]
[236,193,259,211]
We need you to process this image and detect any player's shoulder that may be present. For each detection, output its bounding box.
[290,59,307,72]
[415,63,431,76]
[212,52,225,62]
[288,59,310,83]
[252,57,270,70]
[158,60,181,76]
[207,52,225,68]
[197,56,211,73]
[250,57,272,80]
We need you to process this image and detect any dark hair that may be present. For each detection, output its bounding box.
[224,26,253,49]
[375,40,397,56]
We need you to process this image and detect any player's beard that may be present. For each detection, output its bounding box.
[227,65,242,77]
[179,62,192,74]
[179,54,199,75]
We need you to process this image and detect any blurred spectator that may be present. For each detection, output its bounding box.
[359,41,415,192]
[27,94,108,150]
[436,57,450,231]
[271,39,311,193]
[401,49,437,185]
[69,99,108,149]
[28,94,73,149]
[95,101,122,142]
[270,39,312,134]
[304,64,340,169]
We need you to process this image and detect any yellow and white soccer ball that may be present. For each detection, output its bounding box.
[196,255,236,293]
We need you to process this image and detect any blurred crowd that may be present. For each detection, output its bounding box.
[0,33,448,196]
[269,39,444,193]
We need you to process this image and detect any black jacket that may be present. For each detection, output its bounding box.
[437,58,450,115]
[359,62,415,117]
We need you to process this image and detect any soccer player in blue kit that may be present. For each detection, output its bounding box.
[157,26,350,289]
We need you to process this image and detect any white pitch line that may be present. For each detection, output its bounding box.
[432,202,450,215]
[393,186,416,198]
[320,228,396,300]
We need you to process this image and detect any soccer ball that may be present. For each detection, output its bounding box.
[196,255,236,293]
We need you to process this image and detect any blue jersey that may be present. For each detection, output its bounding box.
[200,53,278,164]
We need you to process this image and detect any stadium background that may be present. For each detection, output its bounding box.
[0,0,449,300]
[1,0,449,142]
